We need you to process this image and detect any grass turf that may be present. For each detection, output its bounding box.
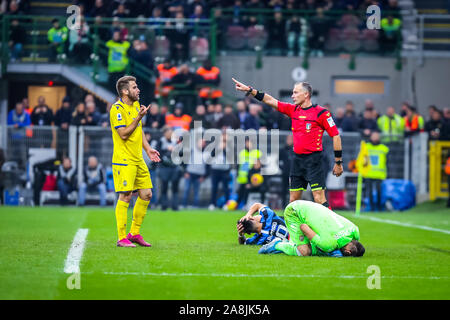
[0,200,449,300]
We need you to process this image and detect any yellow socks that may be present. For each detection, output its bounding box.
[115,200,129,240]
[130,197,150,236]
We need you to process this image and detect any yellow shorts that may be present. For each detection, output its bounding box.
[112,161,152,193]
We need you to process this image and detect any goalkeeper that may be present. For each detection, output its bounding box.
[259,200,365,257]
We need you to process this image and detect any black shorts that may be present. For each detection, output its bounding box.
[289,151,326,192]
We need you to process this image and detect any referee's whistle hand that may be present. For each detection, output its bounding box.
[332,164,344,177]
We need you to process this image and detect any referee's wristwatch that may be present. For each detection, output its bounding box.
[335,160,343,165]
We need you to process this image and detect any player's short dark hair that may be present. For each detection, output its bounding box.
[342,240,365,257]
[116,75,136,97]
[238,219,257,234]
[297,82,312,98]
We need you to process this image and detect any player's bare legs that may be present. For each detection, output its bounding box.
[312,189,327,205]
[289,190,302,203]
[126,188,152,247]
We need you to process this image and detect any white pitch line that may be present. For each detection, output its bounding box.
[354,215,450,235]
[102,272,449,280]
[64,228,89,274]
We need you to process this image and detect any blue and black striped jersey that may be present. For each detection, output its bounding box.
[245,206,289,245]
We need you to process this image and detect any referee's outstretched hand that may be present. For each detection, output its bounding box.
[232,77,250,92]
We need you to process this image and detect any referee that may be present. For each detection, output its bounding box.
[232,78,343,208]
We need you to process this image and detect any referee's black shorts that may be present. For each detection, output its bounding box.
[289,151,326,192]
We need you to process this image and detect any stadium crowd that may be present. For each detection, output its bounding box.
[4,0,403,68]
[5,89,450,208]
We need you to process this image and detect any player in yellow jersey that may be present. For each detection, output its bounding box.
[110,75,161,247]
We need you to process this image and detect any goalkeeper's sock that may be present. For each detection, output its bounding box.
[130,197,150,236]
[275,241,303,256]
[115,200,129,240]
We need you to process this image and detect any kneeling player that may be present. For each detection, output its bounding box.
[236,202,289,245]
[259,200,365,257]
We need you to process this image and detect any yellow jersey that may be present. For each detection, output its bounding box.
[109,99,143,165]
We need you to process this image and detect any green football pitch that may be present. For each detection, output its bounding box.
[0,201,449,300]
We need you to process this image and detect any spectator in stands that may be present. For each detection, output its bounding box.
[309,7,329,57]
[334,107,345,131]
[155,59,178,99]
[168,64,200,112]
[145,103,166,129]
[341,109,359,132]
[129,15,155,47]
[84,94,94,105]
[377,106,404,143]
[217,104,240,130]
[427,105,439,121]
[165,102,192,131]
[212,7,229,50]
[182,139,207,208]
[9,18,25,61]
[149,6,165,33]
[190,104,211,129]
[78,155,106,206]
[404,106,425,136]
[85,101,101,126]
[359,108,379,140]
[380,15,402,52]
[189,4,209,37]
[235,100,248,129]
[54,96,72,130]
[57,156,77,206]
[48,18,68,62]
[71,102,88,126]
[31,96,53,126]
[196,59,222,105]
[205,103,217,127]
[400,101,411,115]
[243,159,267,204]
[5,0,21,15]
[166,11,190,63]
[425,108,445,141]
[106,30,130,92]
[89,0,109,17]
[22,97,31,115]
[167,1,186,17]
[157,126,182,211]
[112,3,129,18]
[339,100,358,132]
[266,9,286,55]
[68,15,90,64]
[286,15,303,57]
[99,102,112,128]
[363,131,389,211]
[243,103,260,130]
[93,16,110,43]
[8,101,30,128]
[213,103,224,126]
[207,133,231,210]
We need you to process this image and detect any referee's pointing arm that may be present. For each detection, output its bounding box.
[232,78,279,110]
